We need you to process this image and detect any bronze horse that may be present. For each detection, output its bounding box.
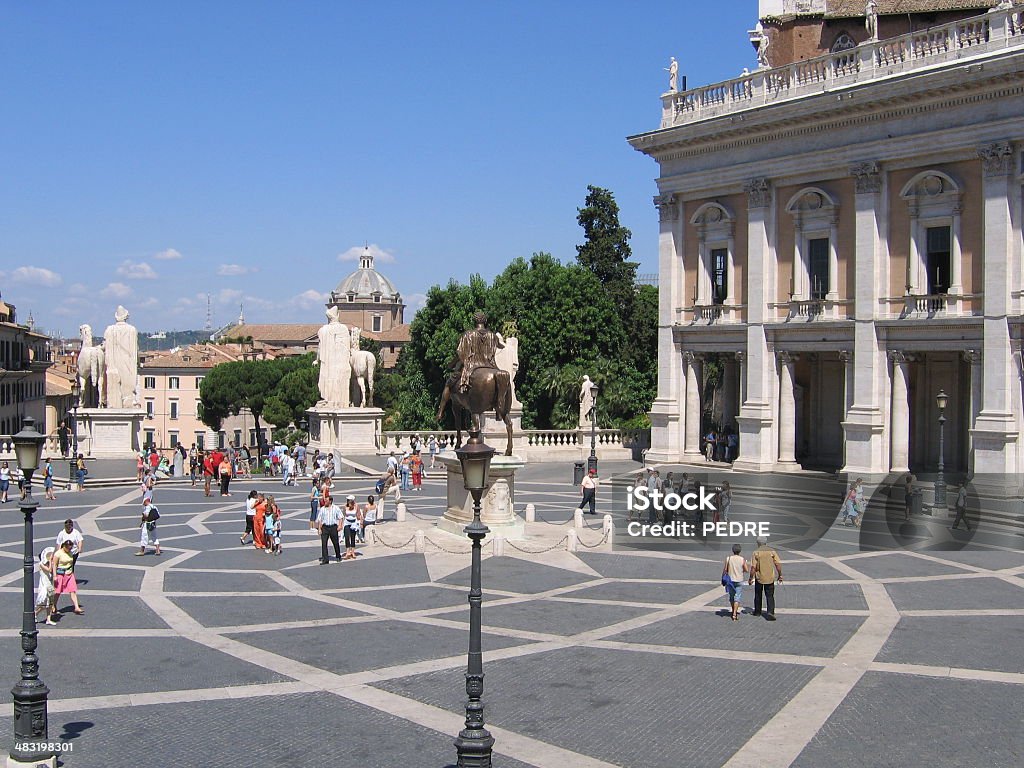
[437,367,514,455]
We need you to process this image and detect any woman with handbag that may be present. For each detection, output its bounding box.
[722,544,748,621]
[35,547,57,625]
[51,539,84,614]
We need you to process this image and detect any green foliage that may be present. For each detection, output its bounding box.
[262,354,318,429]
[576,185,638,317]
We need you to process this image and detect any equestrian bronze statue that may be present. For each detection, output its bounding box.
[437,312,514,455]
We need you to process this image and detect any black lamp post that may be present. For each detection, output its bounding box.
[454,429,495,767]
[69,379,81,490]
[10,417,53,768]
[587,384,599,476]
[935,389,948,508]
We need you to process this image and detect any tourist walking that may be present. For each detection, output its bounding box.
[189,445,198,486]
[136,498,161,556]
[75,454,87,491]
[202,451,214,496]
[400,453,412,491]
[410,451,423,491]
[428,435,438,468]
[35,547,57,625]
[316,494,343,564]
[1,461,10,503]
[903,473,915,519]
[264,496,282,555]
[704,429,717,462]
[43,457,56,500]
[309,479,321,530]
[722,544,748,621]
[342,495,361,561]
[51,539,84,614]
[136,452,145,483]
[719,481,732,523]
[241,490,259,545]
[58,422,70,458]
[578,468,598,515]
[218,454,233,496]
[56,519,85,571]
[840,482,860,526]
[253,493,269,551]
[748,536,783,620]
[951,482,971,531]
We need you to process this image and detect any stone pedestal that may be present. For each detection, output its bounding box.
[306,407,384,455]
[479,408,528,454]
[76,408,146,458]
[437,453,526,539]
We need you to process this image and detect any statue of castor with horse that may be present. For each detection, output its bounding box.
[436,311,514,455]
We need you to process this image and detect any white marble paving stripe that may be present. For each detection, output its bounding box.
[899,608,1024,616]
[720,557,901,768]
[46,681,318,713]
[585,639,831,668]
[0,628,178,638]
[869,661,1024,685]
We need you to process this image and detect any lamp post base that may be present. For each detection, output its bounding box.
[7,755,56,768]
[454,731,495,767]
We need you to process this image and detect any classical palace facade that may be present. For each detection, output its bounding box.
[631,3,1024,481]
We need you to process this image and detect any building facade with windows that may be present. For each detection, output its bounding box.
[0,296,50,436]
[631,2,1024,482]
[327,246,405,333]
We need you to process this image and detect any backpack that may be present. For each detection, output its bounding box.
[147,506,160,522]
[374,478,386,494]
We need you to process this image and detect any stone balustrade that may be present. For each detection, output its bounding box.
[0,434,65,461]
[661,6,1023,129]
[381,427,650,458]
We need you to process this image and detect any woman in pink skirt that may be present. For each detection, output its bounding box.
[51,539,84,615]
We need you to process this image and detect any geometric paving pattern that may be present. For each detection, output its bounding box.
[0,466,1020,767]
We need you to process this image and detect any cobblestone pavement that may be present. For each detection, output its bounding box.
[0,461,1020,767]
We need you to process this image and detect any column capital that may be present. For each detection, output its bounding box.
[839,350,853,363]
[888,349,910,364]
[654,193,679,221]
[850,161,882,194]
[962,349,982,365]
[978,141,1013,178]
[734,350,746,364]
[744,177,772,209]
[776,350,797,366]
[684,351,703,364]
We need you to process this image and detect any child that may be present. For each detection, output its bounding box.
[35,547,56,625]
[264,496,282,555]
[263,456,272,477]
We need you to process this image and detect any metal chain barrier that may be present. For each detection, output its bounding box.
[405,507,440,522]
[576,529,610,549]
[505,535,570,554]
[422,536,472,554]
[371,529,417,550]
[533,510,575,525]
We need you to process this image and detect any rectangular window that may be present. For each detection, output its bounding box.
[145,399,155,418]
[168,376,180,389]
[233,429,242,447]
[218,431,225,450]
[347,295,355,303]
[194,376,204,389]
[249,429,258,446]
[145,429,155,448]
[169,431,179,449]
[373,294,381,302]
[372,316,382,332]
[711,247,728,305]
[926,226,951,294]
[170,400,179,420]
[808,238,830,300]
[143,376,156,389]
[195,432,205,451]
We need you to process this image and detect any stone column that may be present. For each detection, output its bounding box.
[963,349,982,473]
[733,177,777,471]
[889,351,911,474]
[647,193,685,463]
[683,351,704,460]
[777,351,799,468]
[842,162,888,475]
[722,355,739,429]
[826,212,840,304]
[972,141,1019,480]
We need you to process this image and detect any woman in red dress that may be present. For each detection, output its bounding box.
[253,495,268,550]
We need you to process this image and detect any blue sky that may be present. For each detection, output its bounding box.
[1,2,756,336]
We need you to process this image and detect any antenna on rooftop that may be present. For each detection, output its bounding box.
[204,294,212,332]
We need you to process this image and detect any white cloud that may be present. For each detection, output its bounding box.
[292,289,328,308]
[217,288,243,304]
[9,266,62,287]
[116,260,158,280]
[100,282,133,299]
[68,282,89,296]
[405,292,428,315]
[153,248,183,261]
[136,297,160,310]
[217,264,258,276]
[337,243,395,264]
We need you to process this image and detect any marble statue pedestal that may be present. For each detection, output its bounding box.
[76,408,146,458]
[306,406,384,455]
[436,452,526,539]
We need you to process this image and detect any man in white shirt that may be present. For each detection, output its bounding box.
[315,494,343,564]
[578,469,599,515]
[56,519,85,569]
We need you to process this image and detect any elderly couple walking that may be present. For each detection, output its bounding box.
[721,537,783,621]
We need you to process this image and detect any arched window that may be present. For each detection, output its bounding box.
[831,32,857,53]
[785,188,840,304]
[899,171,963,302]
[690,203,736,308]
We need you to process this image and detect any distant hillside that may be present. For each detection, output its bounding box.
[137,330,212,352]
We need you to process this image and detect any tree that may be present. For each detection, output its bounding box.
[576,185,637,317]
[262,353,318,430]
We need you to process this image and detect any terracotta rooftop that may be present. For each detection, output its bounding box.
[364,324,411,344]
[825,0,993,16]
[140,343,285,370]
[220,323,320,344]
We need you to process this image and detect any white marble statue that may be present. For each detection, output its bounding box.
[756,31,771,69]
[665,56,679,93]
[77,324,106,408]
[102,306,139,408]
[494,334,521,410]
[314,306,351,407]
[579,375,597,428]
[349,326,376,408]
[865,0,879,40]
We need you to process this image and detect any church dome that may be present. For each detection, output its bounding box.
[332,246,400,301]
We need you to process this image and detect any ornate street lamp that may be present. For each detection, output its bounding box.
[935,389,948,508]
[454,428,495,767]
[9,417,54,768]
[69,379,81,486]
[298,417,309,446]
[588,384,599,476]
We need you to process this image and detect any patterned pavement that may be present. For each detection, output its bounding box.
[0,463,1020,768]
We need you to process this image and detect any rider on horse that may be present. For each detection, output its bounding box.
[454,311,505,394]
